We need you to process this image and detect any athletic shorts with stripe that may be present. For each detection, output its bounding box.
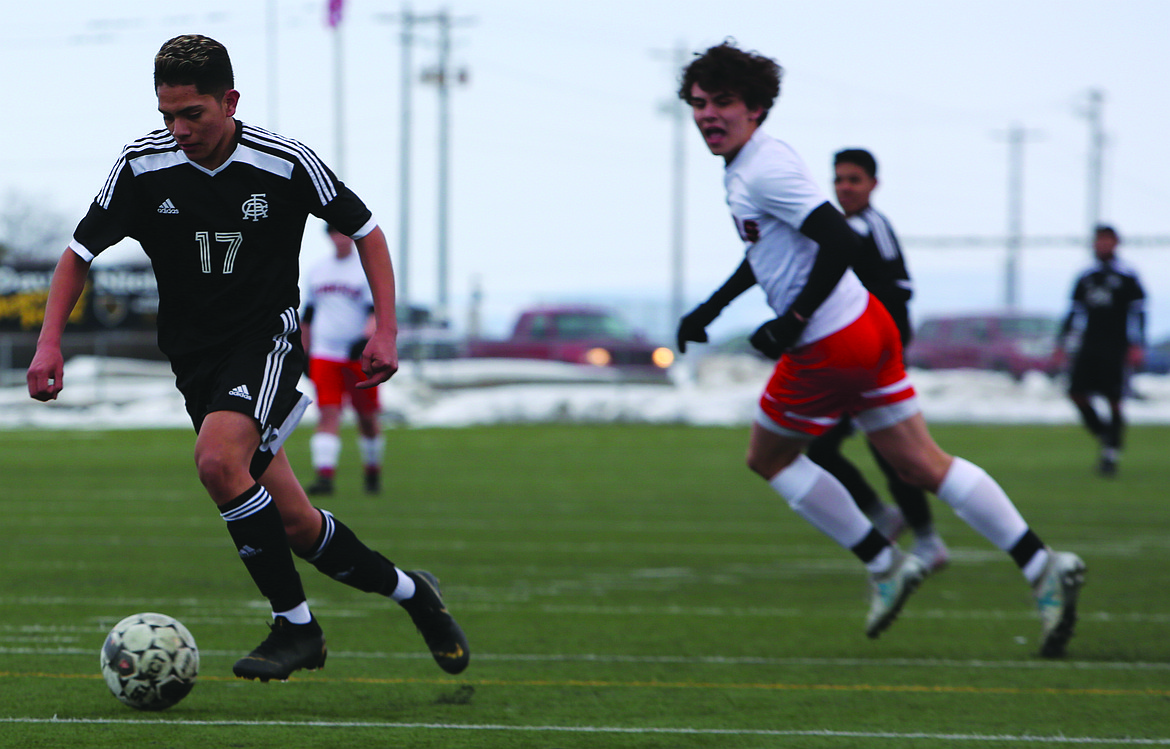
[172,310,311,478]
[308,357,380,414]
[757,295,919,439]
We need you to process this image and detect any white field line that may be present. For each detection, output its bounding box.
[1,597,1168,624]
[2,645,1166,672]
[1,717,1168,744]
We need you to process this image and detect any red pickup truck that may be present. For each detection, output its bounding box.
[467,305,674,380]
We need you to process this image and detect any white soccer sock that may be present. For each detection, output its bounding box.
[936,457,1028,551]
[769,454,873,550]
[273,601,312,625]
[389,567,416,601]
[311,432,342,472]
[359,434,384,468]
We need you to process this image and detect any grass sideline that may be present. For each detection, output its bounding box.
[1,423,1168,748]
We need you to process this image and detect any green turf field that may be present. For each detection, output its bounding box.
[1,423,1167,748]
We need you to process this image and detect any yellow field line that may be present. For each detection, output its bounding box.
[1,671,1165,698]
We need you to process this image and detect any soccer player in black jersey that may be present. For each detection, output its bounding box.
[805,149,949,572]
[26,34,468,682]
[1055,225,1146,477]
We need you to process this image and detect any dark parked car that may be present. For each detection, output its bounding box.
[467,305,675,382]
[905,313,1061,380]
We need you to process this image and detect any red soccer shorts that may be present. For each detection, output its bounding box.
[757,296,917,437]
[308,357,380,414]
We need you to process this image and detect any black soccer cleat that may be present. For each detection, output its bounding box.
[306,476,334,496]
[399,570,470,674]
[364,468,381,495]
[232,616,327,682]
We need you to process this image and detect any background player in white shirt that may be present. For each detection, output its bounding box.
[302,225,384,496]
[675,41,1084,656]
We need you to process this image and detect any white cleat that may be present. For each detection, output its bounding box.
[866,550,928,639]
[1032,550,1086,658]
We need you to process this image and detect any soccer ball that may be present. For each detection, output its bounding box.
[100,612,199,710]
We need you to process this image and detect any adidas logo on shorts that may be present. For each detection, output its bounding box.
[157,198,180,214]
[229,384,253,400]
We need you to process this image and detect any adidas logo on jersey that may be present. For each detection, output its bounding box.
[157,199,180,214]
[228,384,253,400]
[237,545,261,559]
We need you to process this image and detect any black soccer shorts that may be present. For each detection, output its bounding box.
[172,330,311,479]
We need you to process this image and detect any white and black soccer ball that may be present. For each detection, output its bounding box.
[100,612,199,710]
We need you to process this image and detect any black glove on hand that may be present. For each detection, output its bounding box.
[348,337,370,361]
[749,311,808,360]
[676,304,719,354]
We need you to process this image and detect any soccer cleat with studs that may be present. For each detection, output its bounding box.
[306,475,334,496]
[399,570,470,674]
[1032,550,1086,658]
[232,615,327,682]
[866,549,928,639]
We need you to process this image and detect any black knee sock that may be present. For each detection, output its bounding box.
[808,429,883,516]
[869,442,933,532]
[1073,399,1104,438]
[299,509,399,597]
[219,484,307,613]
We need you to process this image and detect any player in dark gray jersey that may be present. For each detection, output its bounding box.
[1055,225,1146,476]
[806,149,949,571]
[27,34,468,682]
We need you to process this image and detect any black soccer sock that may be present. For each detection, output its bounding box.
[1073,400,1105,438]
[298,509,400,597]
[807,425,883,516]
[869,441,933,533]
[219,484,308,613]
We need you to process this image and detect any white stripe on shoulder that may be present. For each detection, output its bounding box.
[241,124,337,205]
[234,143,297,179]
[864,208,901,261]
[97,131,178,208]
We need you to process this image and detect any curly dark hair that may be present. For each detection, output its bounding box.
[154,35,234,97]
[677,40,783,124]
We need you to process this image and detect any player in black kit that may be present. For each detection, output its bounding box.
[805,149,948,571]
[1056,225,1146,476]
[27,35,468,682]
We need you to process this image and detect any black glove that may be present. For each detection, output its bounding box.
[676,304,720,354]
[347,337,370,361]
[749,311,808,360]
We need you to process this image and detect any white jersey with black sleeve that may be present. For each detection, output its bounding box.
[724,128,868,346]
[70,120,376,361]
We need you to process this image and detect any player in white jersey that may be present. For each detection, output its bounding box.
[674,41,1084,656]
[302,225,384,496]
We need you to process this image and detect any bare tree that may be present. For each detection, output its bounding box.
[0,190,72,264]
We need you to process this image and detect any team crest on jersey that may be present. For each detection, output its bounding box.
[242,193,269,222]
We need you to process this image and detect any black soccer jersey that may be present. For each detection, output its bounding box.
[1061,259,1145,356]
[846,206,913,343]
[71,120,374,359]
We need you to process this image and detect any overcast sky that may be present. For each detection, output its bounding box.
[3,0,1168,341]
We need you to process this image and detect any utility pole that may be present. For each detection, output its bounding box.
[420,9,472,324]
[397,5,415,313]
[267,0,279,130]
[653,41,689,329]
[996,124,1041,310]
[1082,88,1106,241]
[328,1,345,175]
